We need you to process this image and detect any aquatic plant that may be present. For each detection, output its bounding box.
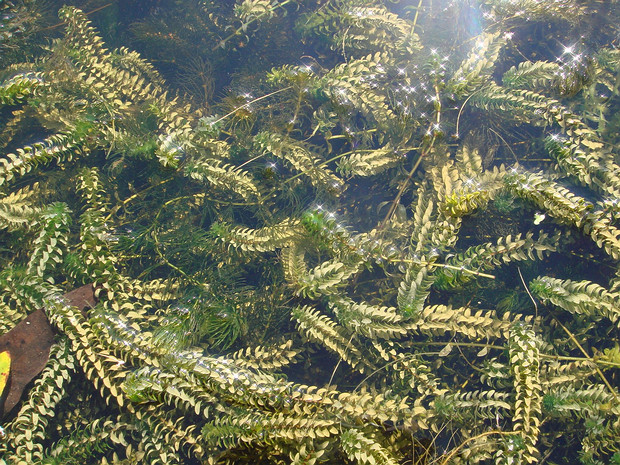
[0,1,618,464]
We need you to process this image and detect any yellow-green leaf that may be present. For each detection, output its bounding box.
[0,351,10,398]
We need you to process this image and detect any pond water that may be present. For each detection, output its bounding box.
[0,1,619,464]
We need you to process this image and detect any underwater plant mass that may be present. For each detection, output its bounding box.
[0,0,619,463]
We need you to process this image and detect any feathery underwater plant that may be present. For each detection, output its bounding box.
[0,1,618,464]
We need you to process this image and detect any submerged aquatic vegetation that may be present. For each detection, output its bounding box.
[0,0,618,464]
